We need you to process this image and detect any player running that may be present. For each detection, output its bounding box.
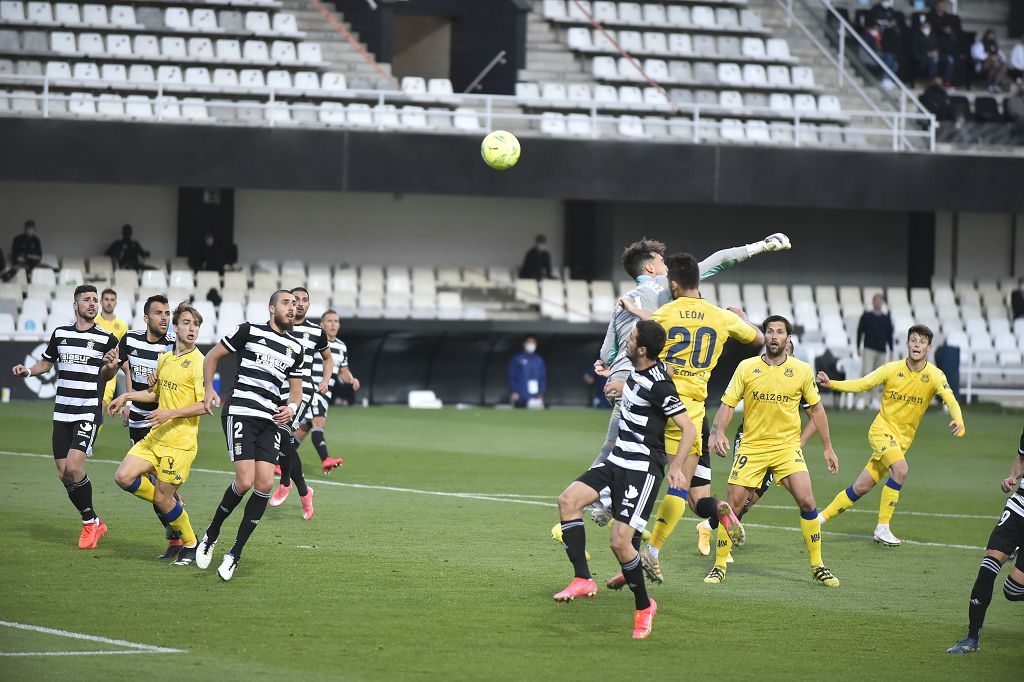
[707,315,840,587]
[553,321,697,639]
[292,309,357,474]
[817,324,966,546]
[11,285,120,549]
[947,428,1024,654]
[195,290,305,580]
[109,302,206,566]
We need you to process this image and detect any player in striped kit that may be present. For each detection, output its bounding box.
[195,290,305,580]
[269,287,334,518]
[947,428,1024,654]
[293,309,356,474]
[12,285,120,549]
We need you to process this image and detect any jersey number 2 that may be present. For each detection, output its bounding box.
[666,326,717,369]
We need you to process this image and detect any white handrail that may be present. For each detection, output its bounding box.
[963,366,1024,403]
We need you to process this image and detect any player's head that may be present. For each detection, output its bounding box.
[762,315,792,358]
[665,252,700,297]
[906,324,933,361]
[73,284,98,322]
[523,336,538,354]
[321,309,340,338]
[621,238,667,279]
[172,301,203,346]
[290,287,310,321]
[100,288,117,315]
[143,295,170,336]
[628,320,667,364]
[269,290,297,331]
[871,293,885,311]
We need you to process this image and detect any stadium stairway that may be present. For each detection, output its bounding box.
[279,0,393,84]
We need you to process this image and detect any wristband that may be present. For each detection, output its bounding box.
[287,402,298,413]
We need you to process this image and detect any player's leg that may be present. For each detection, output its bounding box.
[150,448,199,564]
[271,425,295,506]
[705,482,750,584]
[821,464,880,522]
[114,453,157,501]
[308,396,344,473]
[739,470,773,521]
[197,416,254,570]
[647,405,705,559]
[609,514,658,639]
[53,421,104,548]
[874,456,908,546]
[553,473,603,601]
[218,426,278,580]
[287,433,315,520]
[131,426,178,542]
[1004,563,1024,602]
[779,469,839,587]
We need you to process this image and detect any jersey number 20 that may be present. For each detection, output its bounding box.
[666,326,717,369]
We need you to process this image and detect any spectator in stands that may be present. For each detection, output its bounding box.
[508,336,546,408]
[927,0,959,82]
[2,219,42,281]
[105,224,150,270]
[1007,83,1024,126]
[519,234,553,280]
[1011,278,1024,320]
[972,30,1011,93]
[190,231,227,273]
[584,364,611,409]
[921,76,952,119]
[863,19,900,79]
[912,21,953,84]
[1010,35,1024,82]
[856,293,894,409]
[867,0,900,34]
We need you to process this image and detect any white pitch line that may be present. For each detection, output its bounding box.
[0,620,186,654]
[0,650,153,657]
[0,451,991,551]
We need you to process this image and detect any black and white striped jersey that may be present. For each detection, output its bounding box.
[221,322,304,421]
[311,336,348,392]
[41,324,119,423]
[1008,429,1024,519]
[610,361,687,470]
[285,319,329,403]
[118,329,174,429]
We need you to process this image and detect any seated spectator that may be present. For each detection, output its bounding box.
[867,0,900,33]
[1010,35,1024,82]
[972,30,1011,93]
[927,0,959,79]
[519,234,553,280]
[1012,277,1024,320]
[1007,83,1024,126]
[190,231,227,273]
[2,219,42,281]
[912,21,953,84]
[105,224,150,270]
[863,19,900,78]
[920,77,952,119]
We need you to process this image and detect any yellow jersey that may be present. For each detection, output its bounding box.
[148,347,206,451]
[95,314,128,340]
[650,296,757,402]
[828,360,964,451]
[722,355,821,455]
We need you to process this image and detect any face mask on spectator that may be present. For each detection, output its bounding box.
[881,0,893,8]
[524,342,537,354]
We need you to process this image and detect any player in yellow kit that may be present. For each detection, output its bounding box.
[95,288,128,421]
[622,252,764,582]
[708,315,841,587]
[110,302,206,565]
[818,324,966,546]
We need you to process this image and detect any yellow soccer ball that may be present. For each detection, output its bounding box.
[480,130,521,170]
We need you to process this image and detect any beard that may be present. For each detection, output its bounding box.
[275,315,293,332]
[765,343,786,358]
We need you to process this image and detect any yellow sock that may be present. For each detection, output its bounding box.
[129,476,155,503]
[165,502,197,547]
[822,486,859,521]
[648,489,687,550]
[878,479,901,525]
[714,524,732,569]
[800,513,823,567]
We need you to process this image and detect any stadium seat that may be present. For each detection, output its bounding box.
[427,78,454,97]
[643,32,668,55]
[298,43,322,63]
[347,103,373,126]
[766,38,791,61]
[50,30,75,53]
[1,1,25,22]
[272,13,298,34]
[321,72,347,91]
[110,5,137,27]
[161,36,187,58]
[743,64,768,86]
[165,7,190,30]
[217,39,242,61]
[718,63,742,85]
[267,69,292,89]
[181,97,209,120]
[742,37,766,59]
[243,40,270,62]
[668,34,691,55]
[45,61,70,80]
[240,69,265,89]
[96,93,125,117]
[720,118,745,141]
[319,101,345,125]
[746,119,771,142]
[767,65,791,86]
[618,115,646,138]
[692,6,715,27]
[245,11,271,33]
[718,36,741,58]
[188,37,215,60]
[68,91,96,115]
[271,41,297,62]
[192,8,217,31]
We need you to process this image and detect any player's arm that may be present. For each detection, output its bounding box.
[1001,430,1024,493]
[817,364,889,393]
[709,402,735,456]
[618,296,652,320]
[934,372,966,438]
[806,402,839,475]
[12,358,53,377]
[697,233,791,280]
[202,341,232,413]
[275,376,303,424]
[339,365,360,391]
[726,307,765,346]
[108,387,157,415]
[666,411,697,490]
[317,347,334,394]
[99,340,120,382]
[800,412,818,447]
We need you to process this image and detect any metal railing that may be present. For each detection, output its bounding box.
[963,366,1024,403]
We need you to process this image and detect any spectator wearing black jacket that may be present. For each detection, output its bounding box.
[2,219,42,281]
[519,234,553,280]
[927,0,959,81]
[190,231,228,273]
[105,224,150,270]
[921,77,952,119]
[1012,278,1024,320]
[912,21,953,84]
[857,293,894,408]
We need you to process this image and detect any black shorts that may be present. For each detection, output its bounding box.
[129,426,151,446]
[577,458,663,533]
[691,416,712,488]
[224,414,282,464]
[987,505,1024,571]
[308,393,329,420]
[52,419,98,459]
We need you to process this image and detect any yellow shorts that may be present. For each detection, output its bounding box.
[728,447,807,489]
[865,426,905,482]
[102,377,116,404]
[128,439,196,485]
[664,395,704,458]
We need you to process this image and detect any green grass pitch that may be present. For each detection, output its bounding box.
[0,401,1021,681]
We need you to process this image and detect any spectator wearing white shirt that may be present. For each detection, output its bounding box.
[971,30,1011,92]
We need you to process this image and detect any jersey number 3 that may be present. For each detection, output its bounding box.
[666,326,717,369]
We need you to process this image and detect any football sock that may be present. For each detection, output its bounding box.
[878,478,902,525]
[693,496,720,528]
[124,475,155,503]
[621,553,650,611]
[229,489,271,558]
[631,531,642,552]
[968,556,1001,639]
[207,482,245,542]
[714,524,732,569]
[310,428,330,462]
[823,485,860,520]
[1004,576,1024,601]
[799,508,823,567]
[66,475,98,522]
[290,442,308,497]
[649,488,688,550]
[154,504,171,531]
[559,519,591,580]
[163,499,197,547]
[278,433,295,487]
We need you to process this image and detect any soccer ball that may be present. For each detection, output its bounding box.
[480,130,521,170]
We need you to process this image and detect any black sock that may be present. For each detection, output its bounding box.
[65,475,97,522]
[207,482,245,542]
[968,556,1001,639]
[694,496,720,529]
[621,553,650,610]
[560,519,590,579]
[311,428,330,462]
[278,430,295,487]
[289,442,308,497]
[229,489,271,558]
[1004,576,1024,601]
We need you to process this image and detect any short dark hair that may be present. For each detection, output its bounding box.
[535,234,547,244]
[290,286,309,297]
[907,324,933,343]
[762,315,792,335]
[665,252,700,290]
[269,289,292,305]
[621,238,667,279]
[173,301,203,326]
[321,309,339,320]
[144,294,168,316]
[101,288,117,299]
[24,219,35,229]
[73,284,97,300]
[635,320,667,360]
